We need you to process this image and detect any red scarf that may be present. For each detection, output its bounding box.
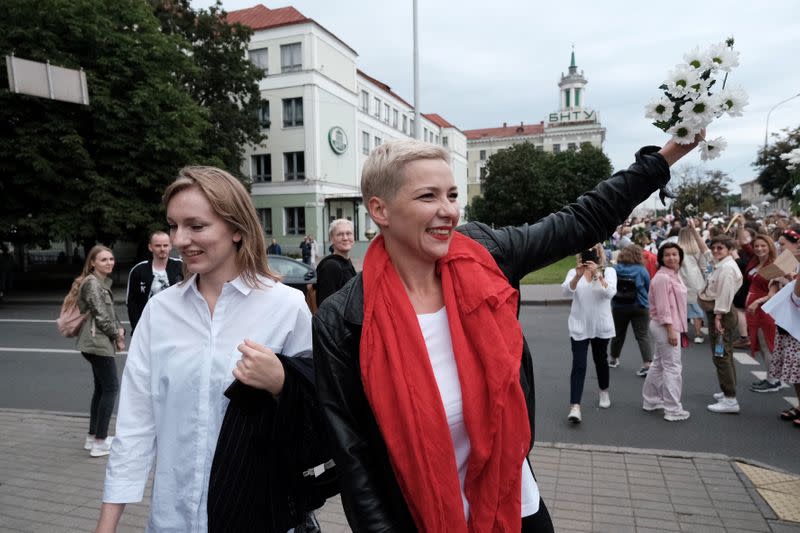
[360,233,530,532]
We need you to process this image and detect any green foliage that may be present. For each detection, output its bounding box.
[468,142,613,227]
[151,0,266,173]
[671,165,732,214]
[520,256,574,285]
[0,0,265,248]
[754,126,800,213]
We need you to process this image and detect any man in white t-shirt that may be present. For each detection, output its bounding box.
[126,231,183,332]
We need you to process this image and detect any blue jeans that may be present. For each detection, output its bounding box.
[569,338,610,405]
[82,353,119,439]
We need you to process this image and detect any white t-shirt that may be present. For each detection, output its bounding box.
[417,308,540,520]
[149,268,170,298]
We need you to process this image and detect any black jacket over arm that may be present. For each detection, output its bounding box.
[208,351,338,533]
[316,254,357,307]
[312,147,670,532]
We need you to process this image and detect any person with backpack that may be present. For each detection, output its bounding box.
[609,245,653,377]
[62,245,125,458]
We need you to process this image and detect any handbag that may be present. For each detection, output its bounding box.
[697,294,716,312]
[56,302,89,338]
[680,332,689,348]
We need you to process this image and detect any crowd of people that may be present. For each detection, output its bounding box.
[54,132,798,532]
[563,209,800,426]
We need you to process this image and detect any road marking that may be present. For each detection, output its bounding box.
[785,397,799,408]
[0,319,130,324]
[733,352,759,365]
[0,347,127,355]
[751,370,767,380]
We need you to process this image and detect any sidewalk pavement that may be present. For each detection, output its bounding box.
[1,408,799,532]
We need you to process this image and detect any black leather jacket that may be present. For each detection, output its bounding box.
[313,147,670,532]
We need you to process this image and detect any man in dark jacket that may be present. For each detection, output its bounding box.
[300,236,312,264]
[267,238,282,255]
[316,219,357,307]
[126,231,182,331]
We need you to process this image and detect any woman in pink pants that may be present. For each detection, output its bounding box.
[642,242,690,421]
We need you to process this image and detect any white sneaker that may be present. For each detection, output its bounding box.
[707,398,740,414]
[664,410,691,422]
[90,437,114,457]
[83,435,95,450]
[713,391,725,401]
[642,401,665,411]
[693,337,704,344]
[599,390,611,408]
[568,405,582,423]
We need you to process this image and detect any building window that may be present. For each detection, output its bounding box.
[374,97,380,117]
[249,48,268,73]
[362,131,370,155]
[479,149,486,160]
[423,128,428,142]
[374,136,382,148]
[553,143,561,153]
[284,151,305,180]
[393,109,399,128]
[410,118,415,136]
[479,166,487,179]
[282,97,303,127]
[442,136,449,147]
[402,115,408,133]
[565,90,570,108]
[257,101,270,129]
[384,103,390,123]
[251,154,271,182]
[257,208,272,235]
[575,88,581,107]
[567,143,577,151]
[285,207,305,235]
[280,43,301,72]
[435,134,439,144]
[361,90,369,112]
[535,145,544,151]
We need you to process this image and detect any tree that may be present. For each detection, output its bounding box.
[0,0,208,249]
[671,165,732,214]
[754,126,800,207]
[468,143,612,227]
[151,0,266,172]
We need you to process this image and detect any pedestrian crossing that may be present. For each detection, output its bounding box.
[731,352,795,409]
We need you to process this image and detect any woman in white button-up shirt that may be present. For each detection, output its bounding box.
[95,167,313,532]
[562,244,617,424]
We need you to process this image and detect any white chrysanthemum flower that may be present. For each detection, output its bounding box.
[698,137,727,161]
[781,148,800,170]
[667,122,700,145]
[678,97,714,128]
[645,97,675,121]
[708,43,740,72]
[665,64,700,97]
[716,87,749,117]
[683,46,710,71]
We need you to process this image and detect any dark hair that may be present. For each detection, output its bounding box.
[709,235,735,250]
[657,242,684,267]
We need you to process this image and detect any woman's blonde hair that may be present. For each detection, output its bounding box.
[575,243,606,267]
[163,166,278,288]
[617,244,644,265]
[677,228,700,255]
[64,245,113,309]
[361,139,451,203]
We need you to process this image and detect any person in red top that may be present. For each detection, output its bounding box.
[745,234,781,392]
[633,228,658,278]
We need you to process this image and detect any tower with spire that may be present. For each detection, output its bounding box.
[558,46,587,111]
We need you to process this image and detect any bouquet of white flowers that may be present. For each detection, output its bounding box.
[645,38,747,161]
[781,148,800,170]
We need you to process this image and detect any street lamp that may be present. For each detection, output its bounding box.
[764,92,800,147]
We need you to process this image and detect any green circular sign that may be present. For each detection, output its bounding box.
[328,126,348,155]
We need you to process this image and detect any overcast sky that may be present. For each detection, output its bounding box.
[196,0,800,195]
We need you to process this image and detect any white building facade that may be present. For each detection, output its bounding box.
[228,4,467,258]
[464,50,606,202]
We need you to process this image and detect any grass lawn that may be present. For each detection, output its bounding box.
[520,256,575,285]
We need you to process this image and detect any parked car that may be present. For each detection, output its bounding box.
[267,254,316,294]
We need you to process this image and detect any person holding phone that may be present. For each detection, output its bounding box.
[562,243,617,423]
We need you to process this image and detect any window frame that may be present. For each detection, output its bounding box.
[284,151,305,181]
[282,97,303,127]
[251,154,272,183]
[280,42,302,73]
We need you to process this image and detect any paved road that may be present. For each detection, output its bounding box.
[1,303,798,474]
